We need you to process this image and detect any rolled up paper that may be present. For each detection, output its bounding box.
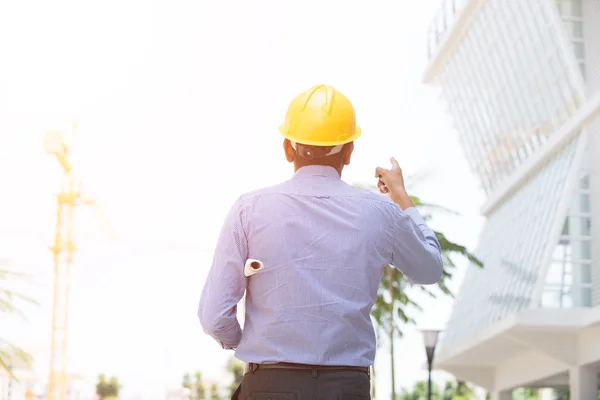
[244,259,264,277]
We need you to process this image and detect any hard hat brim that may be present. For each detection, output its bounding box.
[278,125,362,147]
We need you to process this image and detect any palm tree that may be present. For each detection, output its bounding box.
[355,184,482,400]
[0,265,36,377]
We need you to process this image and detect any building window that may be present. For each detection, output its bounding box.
[542,171,593,308]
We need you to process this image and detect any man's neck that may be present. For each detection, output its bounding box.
[294,163,342,176]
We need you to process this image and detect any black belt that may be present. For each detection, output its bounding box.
[245,362,370,375]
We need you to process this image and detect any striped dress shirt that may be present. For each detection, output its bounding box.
[198,165,443,366]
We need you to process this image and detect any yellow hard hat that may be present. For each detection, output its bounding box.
[279,85,361,147]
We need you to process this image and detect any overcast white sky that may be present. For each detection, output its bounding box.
[0,0,486,398]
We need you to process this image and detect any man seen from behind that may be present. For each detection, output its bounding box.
[198,84,443,400]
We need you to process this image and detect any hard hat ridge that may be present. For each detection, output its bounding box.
[301,84,336,116]
[279,84,361,148]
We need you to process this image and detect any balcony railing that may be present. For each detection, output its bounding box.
[427,0,471,59]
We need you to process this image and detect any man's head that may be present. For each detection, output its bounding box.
[278,84,361,175]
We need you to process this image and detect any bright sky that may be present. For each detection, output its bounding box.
[0,1,486,398]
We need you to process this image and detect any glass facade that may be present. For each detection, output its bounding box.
[426,0,597,353]
[542,145,593,308]
[439,137,580,353]
[556,0,586,79]
[427,0,471,59]
[436,0,584,195]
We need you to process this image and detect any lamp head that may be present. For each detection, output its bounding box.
[421,329,441,366]
[422,330,440,350]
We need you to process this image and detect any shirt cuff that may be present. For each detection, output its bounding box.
[403,207,426,226]
[218,339,237,350]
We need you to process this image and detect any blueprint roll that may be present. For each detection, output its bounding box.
[244,259,264,277]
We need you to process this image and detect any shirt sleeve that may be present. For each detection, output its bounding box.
[389,206,443,285]
[198,198,249,349]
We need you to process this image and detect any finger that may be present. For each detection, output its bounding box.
[377,180,388,194]
[375,167,389,179]
[390,157,400,171]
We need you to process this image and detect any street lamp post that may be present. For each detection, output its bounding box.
[421,330,441,400]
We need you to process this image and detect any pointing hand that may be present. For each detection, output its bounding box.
[375,157,413,209]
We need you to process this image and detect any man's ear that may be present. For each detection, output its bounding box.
[283,139,295,163]
[343,142,354,166]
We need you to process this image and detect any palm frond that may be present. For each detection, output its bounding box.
[435,231,482,267]
[0,340,33,380]
[419,286,438,299]
[0,269,37,377]
[0,269,30,279]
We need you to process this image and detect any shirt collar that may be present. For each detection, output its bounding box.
[292,165,341,180]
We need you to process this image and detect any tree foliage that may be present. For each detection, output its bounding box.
[96,374,120,400]
[399,379,477,400]
[399,380,440,400]
[442,380,476,400]
[0,267,37,378]
[227,357,244,398]
[511,388,539,399]
[182,372,222,400]
[182,371,210,400]
[182,372,192,390]
[194,371,206,400]
[553,388,569,400]
[209,383,220,400]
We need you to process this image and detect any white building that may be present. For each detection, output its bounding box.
[423,0,600,399]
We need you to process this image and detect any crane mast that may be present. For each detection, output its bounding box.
[42,122,185,400]
[43,129,87,400]
[47,177,79,400]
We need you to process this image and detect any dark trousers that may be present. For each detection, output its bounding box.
[231,365,371,400]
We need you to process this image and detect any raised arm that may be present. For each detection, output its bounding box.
[375,157,443,285]
[389,206,443,285]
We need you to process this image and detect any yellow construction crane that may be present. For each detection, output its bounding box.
[41,123,195,400]
[42,127,91,400]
